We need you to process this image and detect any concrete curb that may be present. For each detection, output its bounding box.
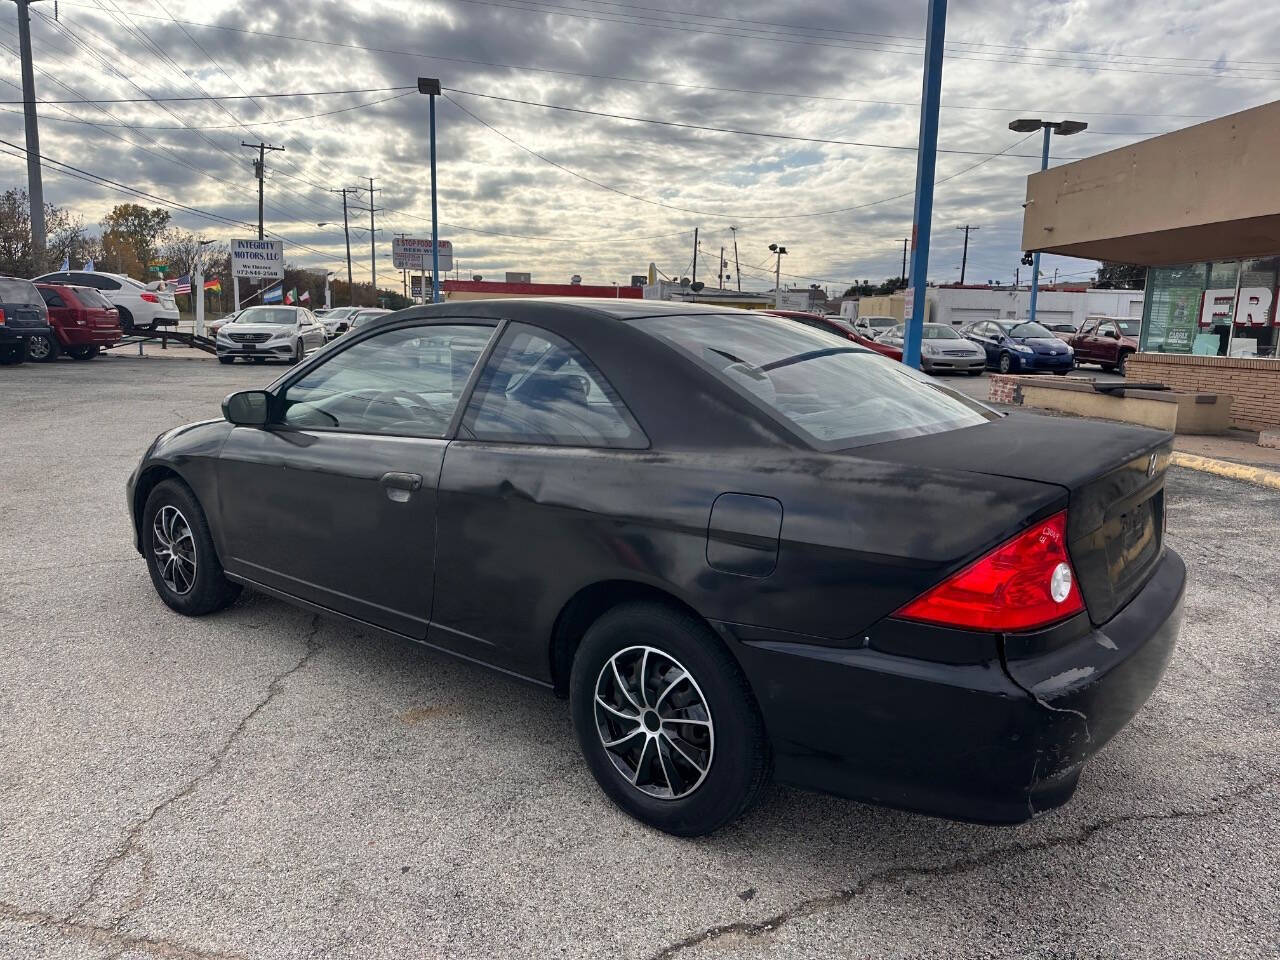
[1170,452,1280,491]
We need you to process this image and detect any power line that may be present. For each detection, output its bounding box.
[0,85,416,105]
[442,86,1084,159]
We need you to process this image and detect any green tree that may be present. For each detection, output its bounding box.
[1094,262,1147,289]
[100,203,171,280]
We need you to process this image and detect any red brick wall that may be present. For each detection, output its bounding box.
[1126,354,1279,431]
[987,373,1021,405]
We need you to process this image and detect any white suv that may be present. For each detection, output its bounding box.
[32,270,179,333]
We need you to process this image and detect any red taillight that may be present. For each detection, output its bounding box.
[141,292,160,303]
[0,308,5,325]
[895,511,1084,632]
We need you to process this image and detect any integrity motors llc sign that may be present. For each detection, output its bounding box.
[231,239,285,280]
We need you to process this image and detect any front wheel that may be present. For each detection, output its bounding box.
[998,352,1013,374]
[67,345,100,360]
[289,342,302,365]
[0,343,27,365]
[117,308,135,334]
[142,479,241,616]
[26,333,59,362]
[1117,352,1130,377]
[967,368,983,376]
[218,355,235,365]
[570,602,771,836]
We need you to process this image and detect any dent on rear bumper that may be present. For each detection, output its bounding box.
[713,548,1186,824]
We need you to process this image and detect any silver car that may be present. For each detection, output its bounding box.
[878,323,987,375]
[216,306,326,365]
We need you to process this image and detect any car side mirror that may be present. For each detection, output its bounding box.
[222,390,272,427]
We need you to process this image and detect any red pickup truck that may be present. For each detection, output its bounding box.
[1064,316,1141,375]
[32,283,124,361]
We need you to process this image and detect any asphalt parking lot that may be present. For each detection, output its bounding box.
[1,355,1276,959]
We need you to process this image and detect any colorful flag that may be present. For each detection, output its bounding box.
[83,258,95,271]
[174,275,192,296]
[60,254,70,271]
[300,289,311,303]
[284,288,297,305]
[263,285,283,304]
[203,278,222,293]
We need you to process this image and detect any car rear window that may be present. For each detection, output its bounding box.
[0,278,39,302]
[632,313,997,449]
[75,288,112,308]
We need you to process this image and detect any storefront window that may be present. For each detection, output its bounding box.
[1140,264,1207,354]
[1140,259,1279,357]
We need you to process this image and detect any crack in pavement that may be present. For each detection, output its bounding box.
[69,614,325,925]
[0,901,245,959]
[647,778,1272,960]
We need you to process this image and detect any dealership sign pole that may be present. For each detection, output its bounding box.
[418,78,444,303]
[903,0,947,370]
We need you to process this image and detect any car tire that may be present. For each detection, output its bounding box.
[570,601,771,837]
[117,307,135,334]
[967,369,983,376]
[142,478,241,617]
[26,332,58,362]
[1100,362,1115,373]
[0,342,27,365]
[218,356,235,365]
[998,352,1013,374]
[67,345,100,360]
[290,342,302,365]
[1053,369,1069,375]
[1117,352,1130,377]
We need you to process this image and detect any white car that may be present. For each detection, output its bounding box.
[32,270,179,333]
[216,305,326,364]
[316,305,361,340]
[852,315,899,339]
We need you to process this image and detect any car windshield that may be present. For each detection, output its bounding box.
[1005,321,1054,339]
[632,313,997,448]
[1117,320,1140,336]
[326,307,358,319]
[924,324,960,339]
[236,308,296,325]
[0,278,38,302]
[351,311,389,327]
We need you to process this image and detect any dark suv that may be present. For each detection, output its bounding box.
[0,276,53,366]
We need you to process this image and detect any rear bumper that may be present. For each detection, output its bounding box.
[719,547,1185,823]
[58,326,122,347]
[0,324,53,345]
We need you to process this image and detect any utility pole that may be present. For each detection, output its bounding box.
[955,224,979,284]
[900,238,910,283]
[241,141,284,240]
[719,246,725,290]
[691,228,698,284]
[730,225,741,293]
[329,188,357,305]
[365,176,381,302]
[14,0,46,270]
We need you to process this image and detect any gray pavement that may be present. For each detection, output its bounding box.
[0,356,1276,960]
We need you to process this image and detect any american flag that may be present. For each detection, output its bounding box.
[174,275,192,295]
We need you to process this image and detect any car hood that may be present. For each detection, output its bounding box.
[1014,336,1070,350]
[222,323,294,335]
[927,339,982,352]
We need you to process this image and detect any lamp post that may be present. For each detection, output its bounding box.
[1008,118,1087,324]
[417,78,443,303]
[193,237,214,337]
[768,243,788,308]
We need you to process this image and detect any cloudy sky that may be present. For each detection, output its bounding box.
[1,0,1275,293]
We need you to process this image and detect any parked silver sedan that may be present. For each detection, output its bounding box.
[216,306,326,364]
[878,323,987,375]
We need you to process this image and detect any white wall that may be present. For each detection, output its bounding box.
[925,287,1146,329]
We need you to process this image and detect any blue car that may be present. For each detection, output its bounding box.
[961,320,1074,375]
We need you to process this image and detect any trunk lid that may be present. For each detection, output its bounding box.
[857,412,1171,625]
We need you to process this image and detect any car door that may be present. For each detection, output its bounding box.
[970,322,996,363]
[215,320,497,637]
[431,321,650,678]
[1097,320,1121,364]
[300,309,325,351]
[1075,319,1098,361]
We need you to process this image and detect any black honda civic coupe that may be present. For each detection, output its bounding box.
[127,299,1185,836]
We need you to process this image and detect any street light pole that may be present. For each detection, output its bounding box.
[769,243,788,307]
[1008,118,1087,324]
[418,78,443,303]
[730,225,741,293]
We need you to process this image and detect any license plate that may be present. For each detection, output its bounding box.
[241,343,256,350]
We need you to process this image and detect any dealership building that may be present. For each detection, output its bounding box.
[1022,99,1280,430]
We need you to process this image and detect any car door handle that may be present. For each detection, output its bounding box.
[380,472,423,491]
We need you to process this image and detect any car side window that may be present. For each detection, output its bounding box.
[279,323,495,438]
[39,288,66,308]
[461,323,647,449]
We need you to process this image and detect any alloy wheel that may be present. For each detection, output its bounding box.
[594,645,714,800]
[152,504,197,595]
[27,335,52,360]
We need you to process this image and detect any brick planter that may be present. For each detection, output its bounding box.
[1126,354,1279,431]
